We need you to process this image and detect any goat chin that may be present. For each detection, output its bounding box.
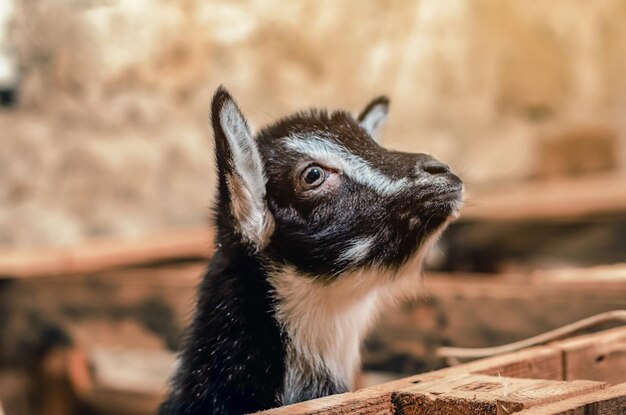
[268,217,451,404]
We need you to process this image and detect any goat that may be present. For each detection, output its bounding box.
[160,86,464,414]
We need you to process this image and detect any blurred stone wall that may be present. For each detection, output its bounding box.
[2,0,626,247]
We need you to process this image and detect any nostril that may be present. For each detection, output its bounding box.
[422,161,450,175]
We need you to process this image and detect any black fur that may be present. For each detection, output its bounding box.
[160,246,285,414]
[161,87,463,414]
[161,88,286,414]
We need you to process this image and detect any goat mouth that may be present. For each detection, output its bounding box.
[424,188,464,218]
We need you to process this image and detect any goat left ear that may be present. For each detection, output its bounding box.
[357,96,389,144]
[211,86,274,250]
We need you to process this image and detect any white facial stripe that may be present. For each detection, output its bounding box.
[284,136,409,197]
[338,236,374,263]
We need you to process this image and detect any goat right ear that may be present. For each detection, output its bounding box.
[211,86,274,250]
[358,96,389,144]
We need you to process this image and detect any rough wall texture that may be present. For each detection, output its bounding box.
[2,0,626,247]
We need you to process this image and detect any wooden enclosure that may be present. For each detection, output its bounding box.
[259,327,626,415]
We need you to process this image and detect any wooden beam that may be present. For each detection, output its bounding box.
[254,388,393,415]
[515,382,626,415]
[366,345,563,389]
[0,228,212,279]
[392,374,606,415]
[446,345,564,381]
[532,264,626,284]
[445,327,626,385]
[387,329,626,415]
[557,327,626,385]
[462,173,626,221]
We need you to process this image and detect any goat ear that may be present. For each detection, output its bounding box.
[357,96,389,144]
[211,86,274,250]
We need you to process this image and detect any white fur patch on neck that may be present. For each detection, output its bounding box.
[284,136,409,197]
[220,101,273,248]
[269,266,384,404]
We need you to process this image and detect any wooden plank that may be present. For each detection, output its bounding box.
[395,328,625,382]
[515,382,626,415]
[0,228,212,279]
[369,345,563,389]
[255,388,393,415]
[462,174,626,221]
[436,327,626,385]
[362,346,563,409]
[533,264,626,284]
[393,374,606,415]
[367,269,626,375]
[557,327,626,384]
[425,268,626,303]
[451,345,563,380]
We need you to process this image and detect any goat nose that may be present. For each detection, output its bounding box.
[422,160,450,175]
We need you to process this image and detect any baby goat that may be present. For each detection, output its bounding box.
[161,87,463,414]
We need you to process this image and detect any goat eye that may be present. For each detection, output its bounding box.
[300,165,326,189]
